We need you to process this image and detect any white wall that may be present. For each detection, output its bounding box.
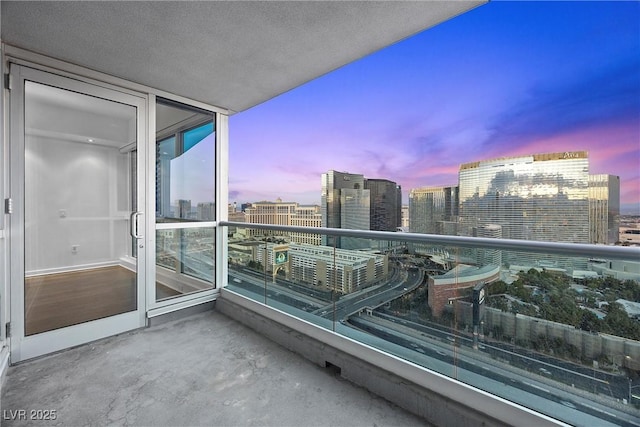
[25,135,131,274]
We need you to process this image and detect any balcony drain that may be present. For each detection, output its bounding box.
[325,361,342,377]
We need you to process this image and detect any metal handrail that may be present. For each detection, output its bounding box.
[218,221,639,261]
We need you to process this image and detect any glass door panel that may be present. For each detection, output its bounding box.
[154,99,215,302]
[24,81,138,334]
[10,65,147,362]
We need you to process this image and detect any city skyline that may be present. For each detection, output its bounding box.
[229,1,640,214]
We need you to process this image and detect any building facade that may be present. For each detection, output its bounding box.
[365,178,402,232]
[321,171,404,249]
[474,224,503,267]
[458,152,590,266]
[289,205,323,245]
[428,264,500,317]
[244,198,299,237]
[409,186,459,235]
[197,202,215,220]
[254,243,389,294]
[401,205,409,229]
[177,199,192,219]
[588,174,620,245]
[321,171,370,249]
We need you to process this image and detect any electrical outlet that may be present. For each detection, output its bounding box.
[71,245,79,254]
[59,209,67,218]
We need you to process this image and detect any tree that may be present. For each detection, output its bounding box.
[487,280,507,295]
[602,302,640,341]
[578,310,601,333]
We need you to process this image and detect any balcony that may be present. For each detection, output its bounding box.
[1,310,428,426]
[3,224,639,427]
[221,223,640,427]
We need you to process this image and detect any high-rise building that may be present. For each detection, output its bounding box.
[321,171,403,249]
[365,179,402,232]
[197,202,215,220]
[589,174,620,245]
[475,224,502,267]
[409,186,459,235]
[340,188,371,250]
[401,205,409,229]
[177,199,192,219]
[458,151,590,267]
[321,171,369,249]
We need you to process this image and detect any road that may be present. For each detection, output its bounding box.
[347,314,640,427]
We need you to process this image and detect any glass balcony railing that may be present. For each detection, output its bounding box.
[220,221,640,427]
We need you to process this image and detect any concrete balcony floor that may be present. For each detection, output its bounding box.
[1,310,429,426]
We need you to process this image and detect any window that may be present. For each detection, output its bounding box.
[155,99,216,300]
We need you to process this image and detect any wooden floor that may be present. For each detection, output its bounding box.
[25,266,186,336]
[25,266,138,336]
[157,283,182,300]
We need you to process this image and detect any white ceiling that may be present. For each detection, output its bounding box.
[25,82,212,148]
[25,81,136,148]
[1,1,485,114]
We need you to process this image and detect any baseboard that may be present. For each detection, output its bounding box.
[25,261,121,277]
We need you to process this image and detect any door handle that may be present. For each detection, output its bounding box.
[129,211,143,239]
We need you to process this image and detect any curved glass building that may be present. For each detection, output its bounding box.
[458,151,591,267]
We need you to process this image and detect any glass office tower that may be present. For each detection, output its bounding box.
[589,174,620,245]
[409,186,459,235]
[321,171,369,249]
[459,152,590,267]
[365,178,402,232]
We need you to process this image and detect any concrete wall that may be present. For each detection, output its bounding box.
[466,306,640,365]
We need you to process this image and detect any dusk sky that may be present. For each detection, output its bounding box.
[229,1,640,214]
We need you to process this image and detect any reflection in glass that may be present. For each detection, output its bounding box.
[155,99,216,302]
[24,81,138,335]
[155,227,215,301]
[156,101,215,222]
[458,152,592,267]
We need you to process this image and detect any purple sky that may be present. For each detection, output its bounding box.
[229,1,640,214]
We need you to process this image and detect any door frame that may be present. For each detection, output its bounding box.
[8,64,149,362]
[146,95,220,317]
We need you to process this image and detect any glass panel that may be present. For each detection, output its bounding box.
[155,227,215,301]
[226,225,640,426]
[155,98,216,302]
[24,81,138,335]
[155,101,215,223]
[183,122,214,152]
[156,136,176,219]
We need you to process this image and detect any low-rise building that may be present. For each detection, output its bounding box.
[428,264,500,317]
[253,243,389,294]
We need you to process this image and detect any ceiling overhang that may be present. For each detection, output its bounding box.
[1,1,485,114]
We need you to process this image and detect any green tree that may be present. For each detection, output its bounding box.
[578,310,601,333]
[487,280,508,295]
[602,302,640,340]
